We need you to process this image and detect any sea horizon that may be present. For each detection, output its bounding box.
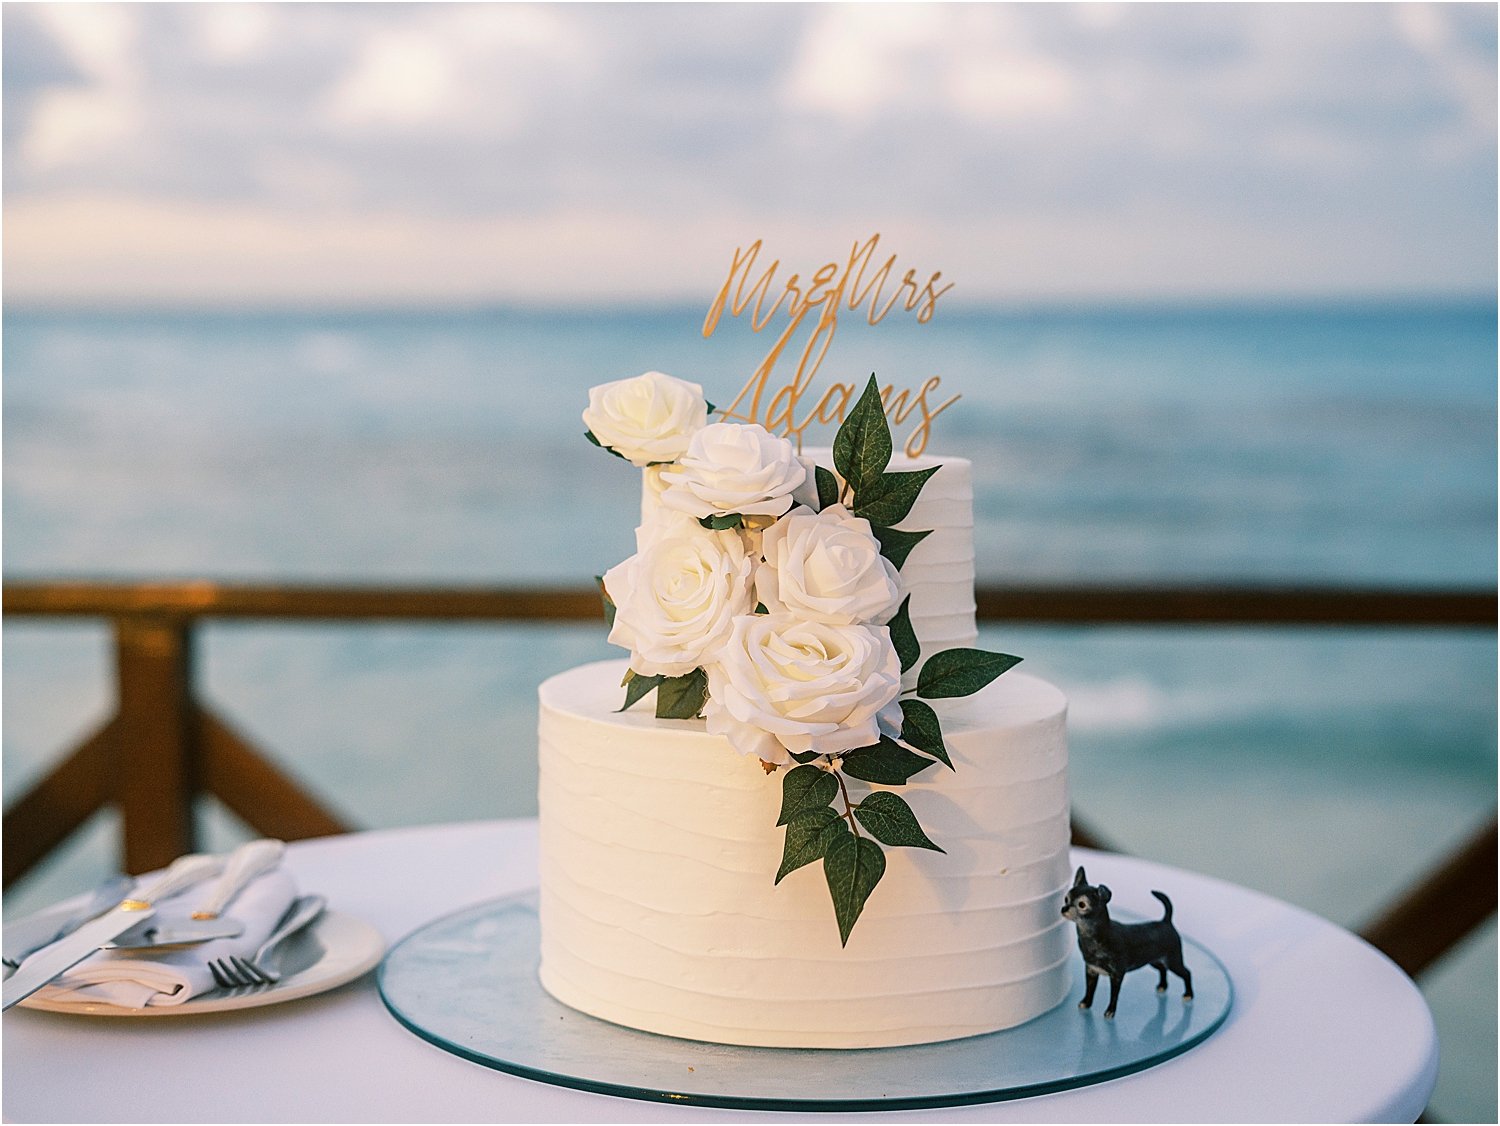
[5,292,1495,318]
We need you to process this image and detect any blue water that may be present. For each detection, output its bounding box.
[3,303,1495,1118]
[4,303,1494,585]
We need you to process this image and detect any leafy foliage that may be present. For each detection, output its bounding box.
[618,670,663,713]
[777,765,839,826]
[916,649,1023,699]
[872,525,931,571]
[899,699,952,769]
[853,792,944,852]
[815,465,841,511]
[655,668,709,718]
[699,513,744,530]
[823,833,887,946]
[853,466,942,527]
[584,430,628,462]
[832,376,892,497]
[887,595,919,673]
[839,736,939,785]
[776,807,847,883]
[585,430,674,466]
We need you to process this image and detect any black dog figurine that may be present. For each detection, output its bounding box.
[1061,866,1193,1019]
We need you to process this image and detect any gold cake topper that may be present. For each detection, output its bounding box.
[702,234,959,457]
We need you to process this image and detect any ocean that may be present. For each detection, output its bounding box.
[3,302,1495,1117]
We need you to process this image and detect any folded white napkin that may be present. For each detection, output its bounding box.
[32,868,299,1009]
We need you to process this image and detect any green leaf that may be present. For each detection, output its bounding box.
[618,671,663,712]
[839,736,939,785]
[655,668,709,718]
[755,601,769,614]
[815,465,841,511]
[832,375,892,497]
[873,525,932,571]
[705,399,718,415]
[823,832,886,945]
[789,750,824,765]
[887,595,919,673]
[776,806,848,883]
[916,649,1023,699]
[584,430,630,462]
[853,466,941,528]
[853,791,944,852]
[698,513,744,530]
[595,575,617,629]
[777,765,838,826]
[899,698,952,769]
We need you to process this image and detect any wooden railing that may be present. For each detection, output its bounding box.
[4,578,1495,980]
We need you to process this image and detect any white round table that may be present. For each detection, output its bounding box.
[2,821,1437,1123]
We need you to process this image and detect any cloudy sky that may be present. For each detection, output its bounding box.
[4,2,1495,306]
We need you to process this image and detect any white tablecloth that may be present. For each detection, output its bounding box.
[2,820,1437,1123]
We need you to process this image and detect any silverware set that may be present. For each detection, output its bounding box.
[3,853,227,1010]
[2,837,328,1009]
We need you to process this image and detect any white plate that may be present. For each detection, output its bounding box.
[18,910,384,1017]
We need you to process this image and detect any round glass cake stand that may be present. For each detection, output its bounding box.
[377,891,1232,1112]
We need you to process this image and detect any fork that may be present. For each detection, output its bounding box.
[208,895,326,989]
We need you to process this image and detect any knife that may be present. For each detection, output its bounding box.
[3,874,135,976]
[1,852,224,1012]
[104,918,244,950]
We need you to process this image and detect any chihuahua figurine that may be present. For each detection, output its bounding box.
[1061,866,1193,1019]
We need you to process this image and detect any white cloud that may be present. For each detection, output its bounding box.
[1391,2,1497,142]
[20,3,142,171]
[324,31,463,131]
[194,4,275,62]
[322,5,592,135]
[783,4,1074,123]
[30,2,138,86]
[20,86,141,172]
[1,3,1492,304]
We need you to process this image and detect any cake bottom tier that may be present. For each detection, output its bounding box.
[536,659,1074,1049]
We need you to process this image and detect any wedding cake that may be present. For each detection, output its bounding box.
[537,371,1073,1049]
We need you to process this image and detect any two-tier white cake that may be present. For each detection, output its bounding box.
[537,449,1074,1049]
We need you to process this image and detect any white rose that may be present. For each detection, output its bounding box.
[603,518,755,678]
[659,423,807,520]
[638,465,671,538]
[704,615,902,764]
[758,504,902,625]
[583,371,708,467]
[790,453,822,510]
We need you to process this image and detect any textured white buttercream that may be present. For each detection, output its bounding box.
[537,659,1072,1048]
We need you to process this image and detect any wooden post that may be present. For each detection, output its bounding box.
[1360,816,1498,978]
[113,617,199,873]
[1,720,116,888]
